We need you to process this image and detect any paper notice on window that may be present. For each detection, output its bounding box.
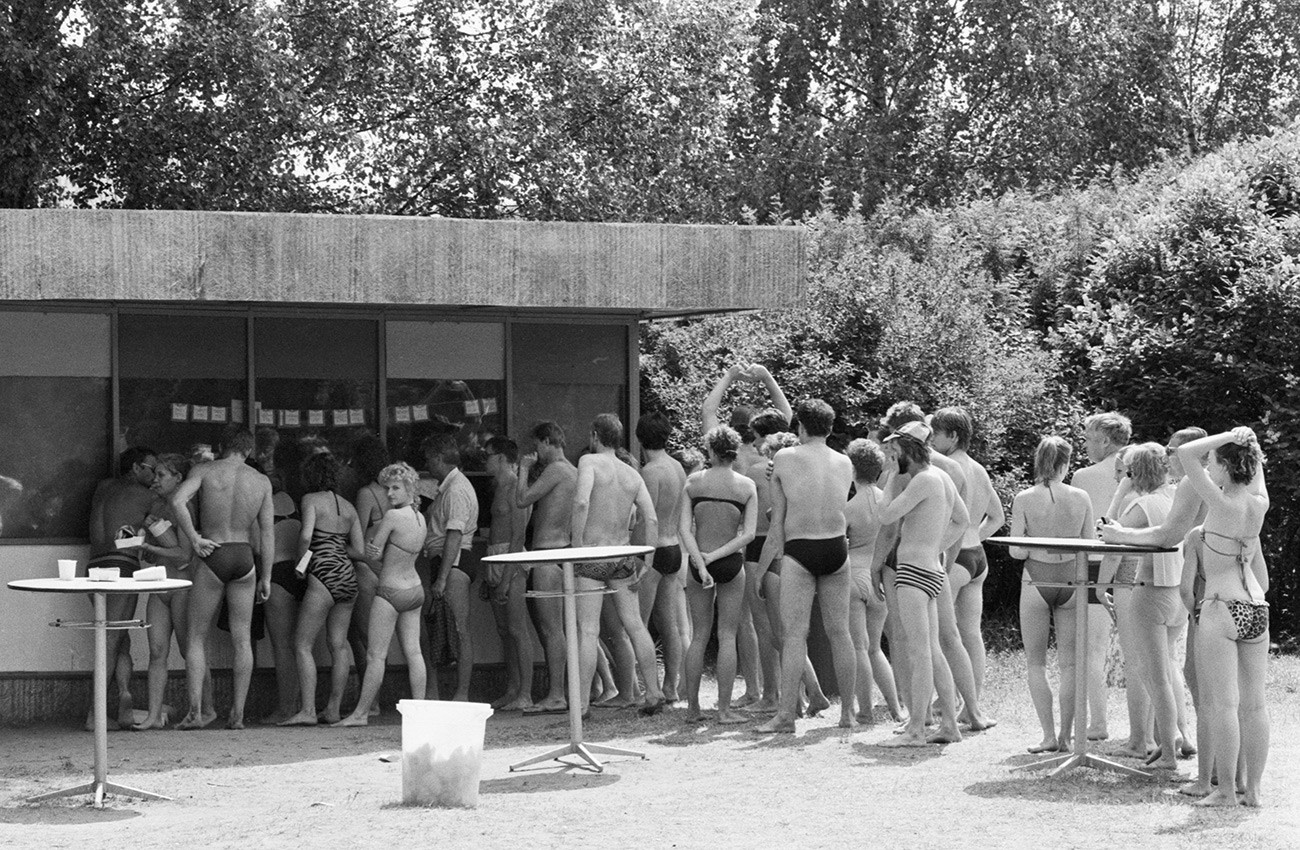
[394,406,412,423]
[349,408,365,425]
[332,409,348,426]
[191,405,210,422]
[412,405,429,422]
[210,406,228,423]
[258,409,275,426]
[308,410,325,426]
[282,410,300,427]
[463,399,480,416]
[231,399,245,422]
[171,403,189,422]
[481,397,498,414]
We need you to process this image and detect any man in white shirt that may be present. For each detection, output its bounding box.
[423,434,480,701]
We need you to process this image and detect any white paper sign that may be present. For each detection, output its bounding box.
[258,409,275,426]
[308,410,325,426]
[210,406,228,423]
[394,406,412,423]
[332,409,349,426]
[349,408,365,425]
[463,399,480,416]
[412,404,429,422]
[282,410,300,427]
[191,405,210,422]
[171,403,189,422]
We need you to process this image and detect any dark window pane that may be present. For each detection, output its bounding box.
[386,379,505,472]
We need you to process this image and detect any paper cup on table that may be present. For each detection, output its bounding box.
[57,559,77,580]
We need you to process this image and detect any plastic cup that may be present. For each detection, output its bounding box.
[58,559,77,580]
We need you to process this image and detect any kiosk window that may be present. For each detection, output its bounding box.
[0,312,111,539]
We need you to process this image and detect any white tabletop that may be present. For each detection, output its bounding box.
[9,577,192,595]
[985,537,1176,555]
[481,544,655,565]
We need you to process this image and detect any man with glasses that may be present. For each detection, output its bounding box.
[86,446,158,728]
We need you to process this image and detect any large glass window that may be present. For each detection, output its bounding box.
[255,317,377,500]
[118,313,248,457]
[386,321,505,473]
[0,312,111,539]
[510,322,627,462]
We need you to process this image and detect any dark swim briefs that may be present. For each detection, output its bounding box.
[574,556,640,582]
[689,551,744,585]
[745,535,767,563]
[652,544,682,576]
[87,552,141,579]
[203,542,255,584]
[271,559,306,602]
[783,536,848,578]
[954,546,988,582]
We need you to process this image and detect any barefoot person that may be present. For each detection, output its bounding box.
[483,437,534,711]
[171,426,274,730]
[348,434,391,712]
[874,420,969,747]
[636,412,689,704]
[1069,411,1133,741]
[133,454,214,730]
[931,406,1005,713]
[680,426,758,723]
[844,439,904,724]
[1010,437,1093,753]
[754,399,857,733]
[280,453,365,726]
[570,414,667,715]
[263,490,304,723]
[516,421,577,714]
[422,434,480,702]
[335,463,428,726]
[86,446,157,727]
[1176,428,1270,807]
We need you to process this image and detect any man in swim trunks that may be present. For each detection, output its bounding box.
[636,411,688,703]
[754,399,858,733]
[1069,410,1132,741]
[931,405,1004,727]
[483,436,534,711]
[570,413,667,715]
[882,402,990,731]
[875,420,969,747]
[171,426,273,729]
[87,446,158,727]
[422,434,480,701]
[515,421,577,714]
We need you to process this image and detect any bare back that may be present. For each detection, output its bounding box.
[89,478,155,557]
[574,453,651,547]
[773,442,852,539]
[886,465,956,568]
[641,453,687,546]
[195,457,271,544]
[1009,482,1093,562]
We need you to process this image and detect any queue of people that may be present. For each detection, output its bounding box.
[82,370,1271,808]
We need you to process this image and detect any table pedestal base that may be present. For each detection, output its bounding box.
[1014,751,1154,780]
[510,741,647,773]
[27,779,172,808]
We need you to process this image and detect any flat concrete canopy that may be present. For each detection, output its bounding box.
[0,210,804,318]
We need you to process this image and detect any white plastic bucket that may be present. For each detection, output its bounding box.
[397,699,493,808]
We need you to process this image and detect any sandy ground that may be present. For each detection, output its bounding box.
[2,651,1298,850]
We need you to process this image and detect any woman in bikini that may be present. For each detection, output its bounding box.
[844,438,904,724]
[134,454,214,729]
[1009,436,1094,754]
[280,452,366,726]
[1176,427,1270,807]
[335,463,427,726]
[680,425,758,723]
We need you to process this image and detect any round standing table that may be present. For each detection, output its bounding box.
[984,537,1176,779]
[9,576,191,807]
[482,544,653,773]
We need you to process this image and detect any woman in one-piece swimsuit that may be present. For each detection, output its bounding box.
[1175,428,1270,807]
[1009,436,1094,754]
[679,425,757,724]
[335,462,428,725]
[280,453,366,727]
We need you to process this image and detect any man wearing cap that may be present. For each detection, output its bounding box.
[874,420,969,747]
[754,398,858,733]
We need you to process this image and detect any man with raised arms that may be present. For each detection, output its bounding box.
[483,436,533,711]
[171,426,273,730]
[515,421,577,714]
[570,413,667,715]
[87,446,158,728]
[1069,411,1131,741]
[635,411,689,703]
[875,421,969,746]
[754,399,858,733]
[931,405,1005,725]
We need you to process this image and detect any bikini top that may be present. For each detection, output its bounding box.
[1200,528,1266,604]
[386,505,426,556]
[690,495,747,513]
